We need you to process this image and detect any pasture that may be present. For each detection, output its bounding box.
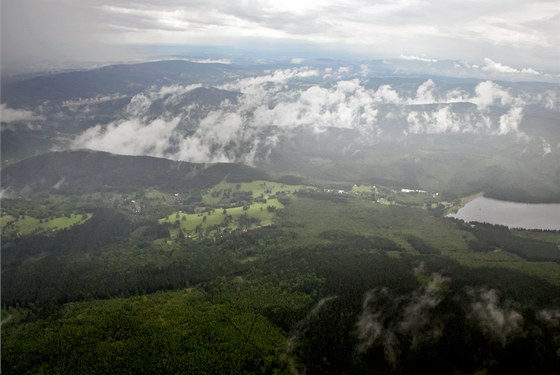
[1,213,92,235]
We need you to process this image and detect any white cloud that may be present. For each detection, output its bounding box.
[373,85,401,104]
[538,309,560,327]
[411,79,436,104]
[471,80,521,109]
[190,58,231,64]
[359,64,370,76]
[337,66,351,75]
[355,273,449,363]
[520,67,540,75]
[283,295,338,374]
[482,58,541,75]
[483,58,519,74]
[405,80,531,135]
[0,104,43,123]
[126,83,203,117]
[407,107,465,134]
[498,107,524,135]
[539,138,552,156]
[400,55,438,62]
[468,288,523,344]
[541,90,558,110]
[70,69,538,164]
[251,78,379,134]
[62,94,128,108]
[72,117,180,157]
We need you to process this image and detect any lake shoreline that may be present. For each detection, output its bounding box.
[448,196,560,231]
[459,192,484,206]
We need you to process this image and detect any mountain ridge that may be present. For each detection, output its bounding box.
[1,149,267,193]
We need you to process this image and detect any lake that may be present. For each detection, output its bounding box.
[448,196,560,230]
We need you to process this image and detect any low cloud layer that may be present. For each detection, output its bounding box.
[282,296,338,374]
[483,58,540,76]
[0,104,43,124]
[278,260,559,372]
[354,278,528,365]
[69,67,549,164]
[467,288,523,345]
[73,117,181,158]
[356,273,449,364]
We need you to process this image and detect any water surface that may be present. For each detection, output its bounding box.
[448,196,560,230]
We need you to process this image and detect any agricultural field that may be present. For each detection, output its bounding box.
[1,212,92,236]
[159,198,284,237]
[201,180,309,206]
[159,180,310,238]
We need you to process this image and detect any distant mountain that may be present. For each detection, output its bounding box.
[144,86,240,124]
[2,59,559,203]
[1,150,267,193]
[1,60,249,107]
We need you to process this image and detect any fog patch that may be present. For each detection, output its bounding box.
[355,273,450,365]
[467,288,523,345]
[72,117,180,158]
[538,309,560,327]
[0,188,18,199]
[541,139,553,156]
[52,177,66,190]
[0,104,43,123]
[126,83,203,117]
[61,94,128,109]
[68,68,546,163]
[282,296,338,375]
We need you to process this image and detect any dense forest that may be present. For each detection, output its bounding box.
[2,151,560,374]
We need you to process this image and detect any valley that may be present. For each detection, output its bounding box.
[2,150,560,374]
[2,58,560,374]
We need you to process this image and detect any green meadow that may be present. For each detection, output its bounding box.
[159,180,309,237]
[1,213,92,236]
[160,199,284,236]
[202,180,308,205]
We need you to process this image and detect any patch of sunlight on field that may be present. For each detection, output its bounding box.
[202,180,309,205]
[2,213,92,235]
[159,199,284,234]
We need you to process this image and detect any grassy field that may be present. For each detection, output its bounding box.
[278,196,465,250]
[1,213,92,235]
[276,196,560,286]
[160,198,284,236]
[0,214,16,228]
[202,180,309,205]
[449,250,560,286]
[158,180,309,237]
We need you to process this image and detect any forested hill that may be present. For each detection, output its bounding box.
[1,150,267,193]
[1,60,246,107]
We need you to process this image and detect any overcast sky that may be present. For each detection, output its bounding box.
[2,0,559,71]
